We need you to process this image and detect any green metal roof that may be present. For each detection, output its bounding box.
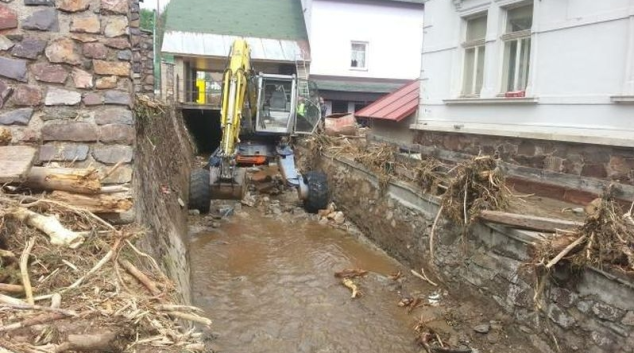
[313,79,404,94]
[164,0,308,40]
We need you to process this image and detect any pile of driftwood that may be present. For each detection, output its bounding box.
[0,192,208,352]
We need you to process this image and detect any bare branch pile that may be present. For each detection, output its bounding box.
[0,194,208,352]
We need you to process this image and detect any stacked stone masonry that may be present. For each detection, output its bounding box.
[316,154,634,353]
[414,131,634,186]
[0,0,144,185]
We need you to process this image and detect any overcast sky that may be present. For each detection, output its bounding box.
[140,0,170,11]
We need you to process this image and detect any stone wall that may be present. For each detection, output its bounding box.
[132,27,152,96]
[315,153,634,353]
[0,0,139,186]
[413,131,634,186]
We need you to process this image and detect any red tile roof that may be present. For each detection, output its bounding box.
[354,80,419,122]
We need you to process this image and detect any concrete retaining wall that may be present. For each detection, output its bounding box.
[317,153,634,353]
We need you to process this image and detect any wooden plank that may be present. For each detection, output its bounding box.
[25,167,101,194]
[0,146,36,183]
[479,210,584,232]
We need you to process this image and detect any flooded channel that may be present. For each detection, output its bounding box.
[190,208,425,352]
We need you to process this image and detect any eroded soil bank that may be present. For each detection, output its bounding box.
[188,191,538,353]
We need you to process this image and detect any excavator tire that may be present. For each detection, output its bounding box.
[303,171,329,213]
[189,168,211,213]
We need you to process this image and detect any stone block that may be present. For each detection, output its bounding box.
[607,156,634,181]
[82,42,107,59]
[42,121,97,141]
[581,164,607,178]
[0,4,18,30]
[103,90,130,105]
[99,123,133,144]
[24,0,55,5]
[100,0,127,14]
[103,37,129,49]
[95,107,132,125]
[71,67,93,88]
[100,164,132,184]
[45,38,81,65]
[0,108,33,125]
[0,34,13,50]
[32,62,68,83]
[592,302,625,321]
[82,92,102,105]
[0,56,28,82]
[548,287,577,308]
[41,107,79,121]
[591,330,616,350]
[11,38,46,59]
[622,311,634,326]
[93,60,130,76]
[39,144,89,162]
[117,49,131,61]
[45,87,81,106]
[543,155,564,173]
[95,75,117,89]
[70,13,100,33]
[13,84,42,106]
[0,80,13,108]
[23,8,59,31]
[547,303,576,329]
[103,15,128,37]
[92,144,132,164]
[144,75,154,85]
[56,0,90,12]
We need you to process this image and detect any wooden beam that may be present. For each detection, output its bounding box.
[479,210,584,232]
[48,191,132,214]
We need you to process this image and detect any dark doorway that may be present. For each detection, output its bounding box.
[182,109,221,154]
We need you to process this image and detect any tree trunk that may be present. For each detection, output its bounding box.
[479,210,583,232]
[24,167,101,194]
[48,191,132,214]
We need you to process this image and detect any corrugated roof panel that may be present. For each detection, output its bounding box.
[162,31,307,62]
[355,81,420,122]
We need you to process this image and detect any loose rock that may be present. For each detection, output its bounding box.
[473,324,490,334]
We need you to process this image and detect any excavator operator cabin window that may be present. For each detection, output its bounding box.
[350,42,368,70]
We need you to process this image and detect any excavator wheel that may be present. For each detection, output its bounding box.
[303,171,329,213]
[189,168,211,213]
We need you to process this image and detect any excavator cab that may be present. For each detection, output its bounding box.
[256,74,297,134]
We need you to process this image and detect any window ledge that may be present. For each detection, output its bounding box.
[611,95,634,104]
[443,97,538,105]
[350,67,368,72]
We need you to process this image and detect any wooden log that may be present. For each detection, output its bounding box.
[0,146,37,183]
[118,259,161,296]
[48,191,132,214]
[24,167,101,194]
[54,332,116,352]
[479,210,583,232]
[0,284,23,294]
[10,208,84,248]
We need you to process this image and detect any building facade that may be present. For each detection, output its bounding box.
[301,0,425,115]
[414,0,634,184]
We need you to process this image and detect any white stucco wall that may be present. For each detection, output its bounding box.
[307,0,424,80]
[416,0,634,147]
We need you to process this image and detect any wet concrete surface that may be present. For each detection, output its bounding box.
[189,195,539,353]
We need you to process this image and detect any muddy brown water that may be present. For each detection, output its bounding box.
[190,209,427,353]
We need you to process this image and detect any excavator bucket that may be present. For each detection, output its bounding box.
[209,167,247,200]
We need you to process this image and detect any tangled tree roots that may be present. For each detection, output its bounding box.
[534,195,634,273]
[0,194,208,352]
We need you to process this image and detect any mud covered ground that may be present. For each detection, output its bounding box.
[187,186,540,353]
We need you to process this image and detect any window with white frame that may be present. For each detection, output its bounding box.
[462,14,487,96]
[501,3,533,93]
[350,42,367,70]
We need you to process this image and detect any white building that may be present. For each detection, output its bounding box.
[414,0,634,148]
[301,0,425,115]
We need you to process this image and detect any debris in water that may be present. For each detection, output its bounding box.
[341,277,362,298]
[241,192,256,207]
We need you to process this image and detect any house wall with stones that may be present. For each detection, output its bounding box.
[132,28,153,96]
[0,0,139,184]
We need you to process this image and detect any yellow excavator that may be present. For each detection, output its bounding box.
[188,39,329,213]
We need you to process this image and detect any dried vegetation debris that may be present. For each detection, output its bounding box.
[0,194,208,352]
[532,194,634,274]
